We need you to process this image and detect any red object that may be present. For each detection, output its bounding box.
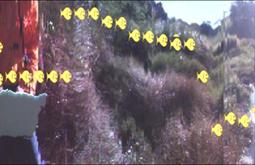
[0,1,39,94]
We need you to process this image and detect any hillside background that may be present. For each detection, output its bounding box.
[37,1,255,164]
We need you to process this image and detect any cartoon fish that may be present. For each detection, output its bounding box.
[170,34,182,51]
[143,30,154,44]
[184,38,196,51]
[33,70,45,84]
[0,41,3,53]
[156,33,168,47]
[115,16,127,30]
[238,114,251,128]
[211,123,223,137]
[47,70,58,83]
[60,7,72,20]
[19,70,31,85]
[74,7,86,20]
[197,70,209,84]
[0,73,3,86]
[60,70,72,84]
[5,70,17,84]
[250,106,255,113]
[102,15,113,29]
[88,7,100,21]
[224,112,236,125]
[128,29,140,43]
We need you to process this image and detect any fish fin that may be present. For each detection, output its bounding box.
[142,33,145,42]
[197,72,200,80]
[114,19,118,29]
[128,32,131,41]
[224,115,227,121]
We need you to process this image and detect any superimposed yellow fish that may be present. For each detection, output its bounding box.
[0,73,3,86]
[224,112,236,125]
[6,70,17,84]
[143,30,154,44]
[170,34,182,51]
[129,29,140,43]
[74,7,86,20]
[238,114,251,128]
[0,41,3,53]
[197,70,209,84]
[211,123,223,137]
[60,70,72,84]
[19,70,31,85]
[102,15,113,29]
[60,7,72,20]
[184,38,196,51]
[250,106,255,113]
[88,7,100,21]
[156,33,168,47]
[33,70,45,84]
[115,16,127,30]
[47,70,58,83]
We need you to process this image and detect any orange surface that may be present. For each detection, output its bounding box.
[0,1,39,94]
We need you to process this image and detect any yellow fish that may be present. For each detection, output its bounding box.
[60,70,72,84]
[33,70,45,84]
[197,70,209,84]
[238,114,251,128]
[142,30,154,44]
[115,16,127,30]
[184,38,196,51]
[170,34,182,51]
[19,70,31,85]
[250,106,255,113]
[74,7,86,20]
[128,29,140,43]
[6,70,17,84]
[156,33,168,47]
[0,73,3,86]
[0,41,3,53]
[211,123,223,137]
[102,15,113,29]
[88,7,100,21]
[60,7,72,20]
[47,70,58,83]
[224,112,236,125]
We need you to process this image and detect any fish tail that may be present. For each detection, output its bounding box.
[114,19,118,29]
[156,37,159,45]
[197,72,200,80]
[224,115,227,121]
[128,32,131,40]
[73,9,77,16]
[142,33,145,42]
[46,73,50,80]
[60,9,63,16]
[19,73,22,80]
[5,73,8,80]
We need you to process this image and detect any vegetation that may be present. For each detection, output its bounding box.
[37,0,255,164]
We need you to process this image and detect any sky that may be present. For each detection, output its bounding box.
[158,1,233,28]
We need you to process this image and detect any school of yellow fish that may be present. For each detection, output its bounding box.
[0,70,72,86]
[60,6,196,52]
[211,108,255,137]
